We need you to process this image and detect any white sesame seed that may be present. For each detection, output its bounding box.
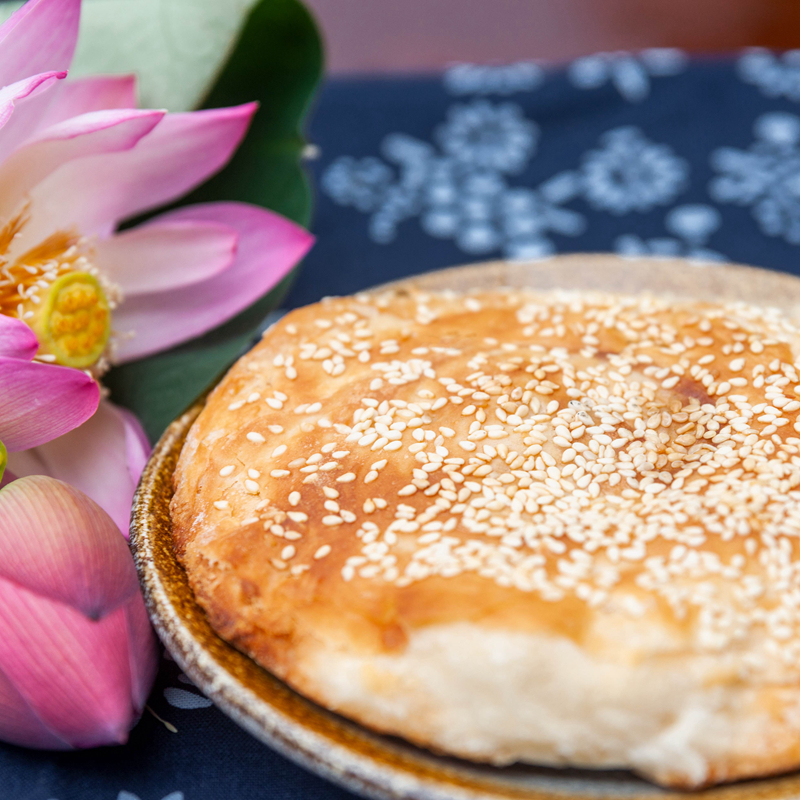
[315,545,332,559]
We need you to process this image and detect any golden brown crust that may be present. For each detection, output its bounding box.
[171,286,800,786]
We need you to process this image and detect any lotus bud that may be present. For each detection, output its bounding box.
[0,475,157,748]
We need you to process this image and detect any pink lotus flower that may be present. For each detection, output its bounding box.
[0,317,145,749]
[0,475,157,748]
[0,0,314,532]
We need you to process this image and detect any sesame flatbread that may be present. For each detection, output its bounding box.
[172,286,800,788]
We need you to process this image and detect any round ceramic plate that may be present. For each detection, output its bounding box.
[131,255,800,800]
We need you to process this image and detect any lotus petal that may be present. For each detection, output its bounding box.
[0,476,138,616]
[114,202,313,362]
[0,0,81,160]
[0,315,38,360]
[37,74,137,129]
[27,103,257,240]
[0,108,165,225]
[0,476,158,749]
[94,218,237,295]
[7,401,151,535]
[0,358,98,451]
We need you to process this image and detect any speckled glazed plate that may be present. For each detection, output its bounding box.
[131,255,800,800]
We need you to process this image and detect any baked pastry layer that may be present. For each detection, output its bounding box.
[171,286,800,788]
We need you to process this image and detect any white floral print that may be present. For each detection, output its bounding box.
[161,650,214,710]
[568,48,688,102]
[499,180,586,259]
[320,156,394,212]
[738,48,800,101]
[550,127,689,215]
[616,204,725,262]
[422,168,584,257]
[370,133,433,243]
[420,161,505,252]
[435,100,538,174]
[582,127,689,212]
[321,100,696,259]
[164,685,214,710]
[118,793,183,800]
[710,112,800,244]
[443,61,545,96]
[321,99,585,258]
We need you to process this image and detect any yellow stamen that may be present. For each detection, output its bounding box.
[0,208,118,370]
[0,439,6,484]
[32,272,110,369]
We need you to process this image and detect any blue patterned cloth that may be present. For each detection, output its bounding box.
[287,48,800,311]
[9,48,800,800]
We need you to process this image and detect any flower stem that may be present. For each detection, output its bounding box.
[145,704,178,733]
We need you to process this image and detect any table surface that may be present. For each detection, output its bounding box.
[9,48,800,800]
[305,0,800,74]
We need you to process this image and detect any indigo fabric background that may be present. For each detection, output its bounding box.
[289,49,800,309]
[7,49,800,800]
